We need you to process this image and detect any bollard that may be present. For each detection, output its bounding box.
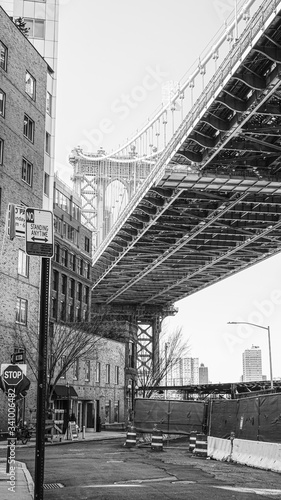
[124,425,137,447]
[151,424,163,452]
[194,433,208,458]
[189,431,197,453]
[82,425,85,439]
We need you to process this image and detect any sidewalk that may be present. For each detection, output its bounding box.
[0,430,126,499]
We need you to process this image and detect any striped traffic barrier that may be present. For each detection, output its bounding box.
[189,431,197,453]
[151,425,163,452]
[194,433,208,457]
[124,425,137,447]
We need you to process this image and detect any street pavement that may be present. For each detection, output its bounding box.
[0,430,126,499]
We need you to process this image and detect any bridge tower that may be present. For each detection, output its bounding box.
[69,147,153,251]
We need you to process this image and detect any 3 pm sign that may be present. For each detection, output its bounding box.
[25,208,54,257]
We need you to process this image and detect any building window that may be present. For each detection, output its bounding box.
[77,282,82,302]
[0,89,5,117]
[115,366,119,385]
[16,298,27,325]
[69,253,75,271]
[54,243,60,263]
[84,286,89,305]
[129,342,135,368]
[23,114,34,142]
[51,297,57,319]
[46,92,52,115]
[73,359,79,380]
[0,138,3,165]
[22,158,33,186]
[45,132,51,155]
[18,249,29,277]
[85,360,90,381]
[52,270,59,291]
[106,364,110,384]
[44,172,50,196]
[61,274,67,295]
[24,19,45,39]
[95,362,100,383]
[61,248,68,267]
[85,237,90,253]
[25,71,36,100]
[69,278,75,298]
[0,41,7,71]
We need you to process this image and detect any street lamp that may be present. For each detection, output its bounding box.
[227,321,273,390]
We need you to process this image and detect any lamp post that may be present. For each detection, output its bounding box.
[227,321,273,390]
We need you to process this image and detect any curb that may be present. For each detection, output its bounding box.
[17,461,34,498]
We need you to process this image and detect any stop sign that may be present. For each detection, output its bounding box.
[2,364,23,386]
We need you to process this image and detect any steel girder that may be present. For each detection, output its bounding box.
[91,6,281,315]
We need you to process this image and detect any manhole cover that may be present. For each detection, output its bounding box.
[43,483,64,489]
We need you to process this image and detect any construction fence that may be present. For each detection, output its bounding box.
[134,392,281,443]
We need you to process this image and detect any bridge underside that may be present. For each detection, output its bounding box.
[91,9,281,316]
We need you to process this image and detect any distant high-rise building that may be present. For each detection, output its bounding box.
[242,345,263,382]
[199,363,209,384]
[167,357,199,385]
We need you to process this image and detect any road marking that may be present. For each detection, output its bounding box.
[83,484,144,488]
[214,486,281,496]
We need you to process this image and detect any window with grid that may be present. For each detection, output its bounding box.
[69,278,75,298]
[0,41,7,71]
[25,71,36,100]
[18,249,29,277]
[23,114,34,142]
[16,298,27,325]
[0,89,5,117]
[22,157,33,186]
[24,19,45,39]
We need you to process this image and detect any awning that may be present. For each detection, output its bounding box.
[52,385,78,399]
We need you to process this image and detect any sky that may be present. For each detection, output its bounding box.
[54,0,281,385]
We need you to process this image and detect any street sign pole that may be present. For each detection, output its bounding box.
[34,257,50,500]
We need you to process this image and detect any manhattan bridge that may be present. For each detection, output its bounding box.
[69,0,281,377]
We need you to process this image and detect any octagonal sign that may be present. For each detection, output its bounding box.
[0,364,26,386]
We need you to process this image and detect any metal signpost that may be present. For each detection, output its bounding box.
[26,208,53,500]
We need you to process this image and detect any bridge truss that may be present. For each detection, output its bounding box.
[89,0,281,373]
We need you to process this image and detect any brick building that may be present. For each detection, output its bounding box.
[0,6,48,430]
[49,175,126,430]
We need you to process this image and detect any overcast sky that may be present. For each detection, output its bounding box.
[54,0,281,384]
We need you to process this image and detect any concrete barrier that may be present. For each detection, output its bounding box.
[208,436,232,461]
[232,439,281,472]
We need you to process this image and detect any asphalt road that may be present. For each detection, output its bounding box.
[2,438,281,499]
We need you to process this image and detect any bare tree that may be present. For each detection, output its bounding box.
[14,314,120,408]
[138,326,190,398]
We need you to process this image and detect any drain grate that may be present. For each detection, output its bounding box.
[43,483,64,490]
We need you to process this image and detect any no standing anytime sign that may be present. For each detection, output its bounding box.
[26,208,54,257]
